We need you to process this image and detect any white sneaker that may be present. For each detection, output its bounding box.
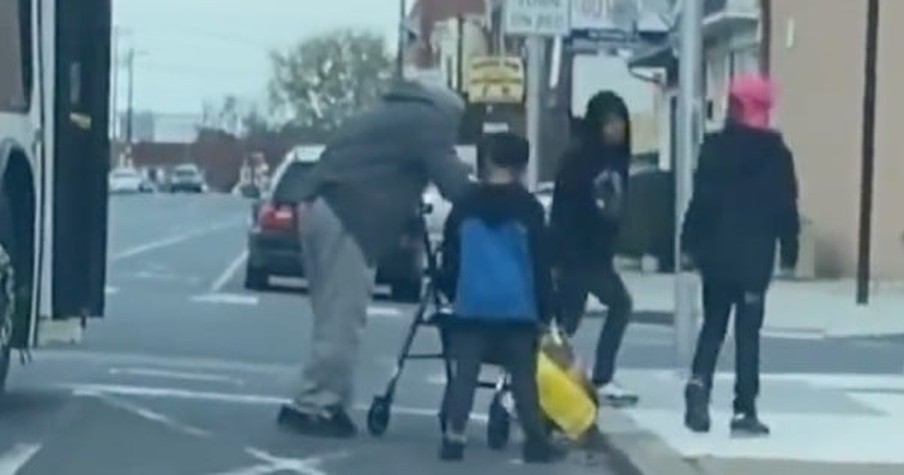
[500,391,515,415]
[597,382,639,407]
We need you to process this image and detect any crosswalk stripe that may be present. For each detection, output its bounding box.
[190,293,259,305]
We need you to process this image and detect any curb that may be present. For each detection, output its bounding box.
[585,310,830,340]
[597,408,702,475]
[585,310,904,340]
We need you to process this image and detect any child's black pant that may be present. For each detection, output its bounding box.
[442,325,547,443]
[691,281,766,415]
[556,265,633,386]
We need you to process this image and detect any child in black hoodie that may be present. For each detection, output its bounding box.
[550,91,637,406]
[438,132,563,463]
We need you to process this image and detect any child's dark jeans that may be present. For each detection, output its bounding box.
[442,324,547,443]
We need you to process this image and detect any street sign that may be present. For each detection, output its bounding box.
[467,56,525,104]
[570,0,639,32]
[504,0,570,36]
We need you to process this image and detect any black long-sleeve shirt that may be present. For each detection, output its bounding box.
[549,144,630,269]
[439,183,553,324]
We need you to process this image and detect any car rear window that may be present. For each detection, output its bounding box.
[271,161,316,203]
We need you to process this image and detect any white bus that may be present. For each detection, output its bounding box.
[0,0,111,391]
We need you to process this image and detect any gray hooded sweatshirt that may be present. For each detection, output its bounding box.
[278,80,471,264]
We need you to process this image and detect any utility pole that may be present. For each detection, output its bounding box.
[856,0,880,305]
[396,0,407,79]
[125,47,136,146]
[674,0,704,370]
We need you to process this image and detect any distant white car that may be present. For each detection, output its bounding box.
[109,168,143,194]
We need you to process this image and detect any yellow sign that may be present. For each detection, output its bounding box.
[467,56,524,104]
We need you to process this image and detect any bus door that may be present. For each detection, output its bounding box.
[51,0,111,320]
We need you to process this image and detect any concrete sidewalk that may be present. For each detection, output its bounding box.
[589,273,904,338]
[598,369,904,475]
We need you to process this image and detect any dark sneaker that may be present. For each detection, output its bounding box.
[730,413,770,437]
[439,438,465,461]
[596,382,640,408]
[522,439,567,464]
[276,404,357,439]
[577,426,607,452]
[684,381,711,433]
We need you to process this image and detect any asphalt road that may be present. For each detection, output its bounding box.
[1,194,903,475]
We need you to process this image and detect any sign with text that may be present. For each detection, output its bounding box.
[467,56,525,104]
[571,0,615,30]
[571,0,639,32]
[504,0,570,36]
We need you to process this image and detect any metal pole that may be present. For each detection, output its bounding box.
[456,15,465,92]
[525,36,544,191]
[674,0,704,371]
[110,30,119,141]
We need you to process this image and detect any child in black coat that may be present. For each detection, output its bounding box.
[681,74,800,437]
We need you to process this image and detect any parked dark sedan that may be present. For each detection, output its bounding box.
[244,159,425,302]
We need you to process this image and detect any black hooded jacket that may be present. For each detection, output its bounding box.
[439,182,553,324]
[681,124,800,291]
[550,91,632,268]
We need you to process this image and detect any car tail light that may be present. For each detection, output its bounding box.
[257,202,296,231]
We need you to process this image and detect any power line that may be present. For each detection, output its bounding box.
[114,24,273,49]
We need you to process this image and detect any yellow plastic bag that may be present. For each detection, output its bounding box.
[536,327,597,440]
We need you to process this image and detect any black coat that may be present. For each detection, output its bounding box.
[549,145,628,268]
[681,125,801,291]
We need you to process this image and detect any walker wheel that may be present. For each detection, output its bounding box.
[487,394,510,450]
[367,396,390,437]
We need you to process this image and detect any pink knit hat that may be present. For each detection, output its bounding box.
[728,73,776,129]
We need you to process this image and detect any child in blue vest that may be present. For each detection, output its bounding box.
[438,132,563,463]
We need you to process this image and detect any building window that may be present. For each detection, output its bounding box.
[0,0,32,112]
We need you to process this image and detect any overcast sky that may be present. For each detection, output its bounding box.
[113,0,653,116]
[113,0,402,115]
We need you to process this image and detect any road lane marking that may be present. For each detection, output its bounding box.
[130,270,202,284]
[67,383,489,423]
[109,367,245,386]
[191,293,259,306]
[110,219,243,262]
[211,251,249,293]
[105,286,119,295]
[367,306,404,319]
[85,392,210,438]
[0,444,41,474]
[36,349,296,376]
[210,448,349,475]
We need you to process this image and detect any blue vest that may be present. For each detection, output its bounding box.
[454,218,537,322]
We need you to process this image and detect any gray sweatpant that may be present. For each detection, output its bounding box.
[292,198,375,413]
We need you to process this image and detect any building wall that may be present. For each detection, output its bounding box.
[770,0,867,277]
[872,0,904,278]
